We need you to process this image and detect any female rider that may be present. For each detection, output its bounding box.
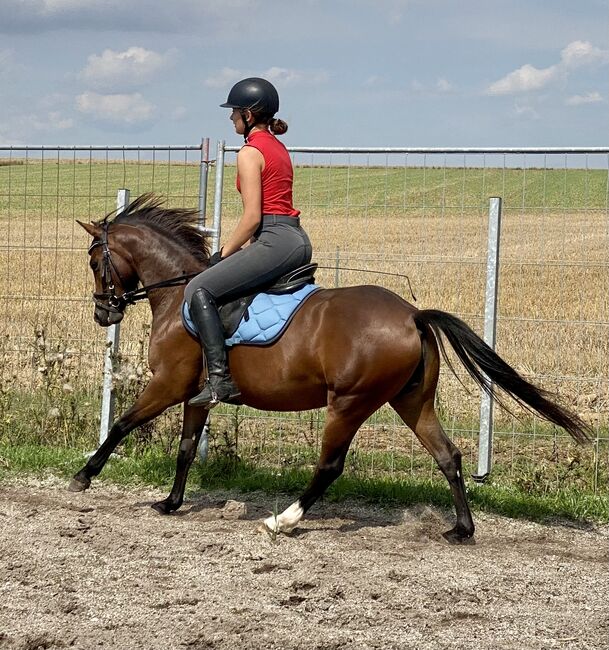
[185,77,312,408]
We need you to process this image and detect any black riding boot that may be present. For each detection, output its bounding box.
[188,288,241,408]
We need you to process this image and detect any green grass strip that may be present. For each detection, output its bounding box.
[0,443,606,525]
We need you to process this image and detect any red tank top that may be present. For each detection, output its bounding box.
[236,130,300,217]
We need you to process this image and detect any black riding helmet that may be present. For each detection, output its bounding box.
[220,77,279,114]
[221,77,279,140]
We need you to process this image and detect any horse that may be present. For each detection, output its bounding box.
[71,194,591,544]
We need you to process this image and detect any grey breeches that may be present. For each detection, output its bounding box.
[184,218,313,306]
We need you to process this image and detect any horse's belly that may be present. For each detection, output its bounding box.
[240,389,328,412]
[229,341,327,411]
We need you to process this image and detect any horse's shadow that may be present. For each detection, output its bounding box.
[136,494,454,538]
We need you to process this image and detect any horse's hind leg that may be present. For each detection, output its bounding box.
[151,404,209,514]
[390,390,475,544]
[264,395,373,535]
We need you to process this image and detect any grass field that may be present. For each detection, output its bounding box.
[1,154,607,496]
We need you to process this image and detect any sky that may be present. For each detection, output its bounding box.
[0,0,608,148]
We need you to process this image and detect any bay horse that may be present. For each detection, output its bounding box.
[72,194,591,543]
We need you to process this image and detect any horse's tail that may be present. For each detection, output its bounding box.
[414,309,592,444]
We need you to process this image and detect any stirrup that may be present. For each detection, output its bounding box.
[188,376,241,408]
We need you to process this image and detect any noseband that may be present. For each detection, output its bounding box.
[89,221,198,315]
[89,221,131,315]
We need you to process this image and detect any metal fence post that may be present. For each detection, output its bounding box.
[473,196,502,482]
[198,137,210,230]
[194,140,226,458]
[99,188,130,445]
[211,140,225,255]
[197,138,211,461]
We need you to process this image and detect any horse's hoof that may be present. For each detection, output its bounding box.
[261,516,281,538]
[68,477,90,492]
[151,500,177,515]
[442,527,475,545]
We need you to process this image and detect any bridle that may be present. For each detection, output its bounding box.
[89,221,196,316]
[88,222,417,316]
[89,221,130,315]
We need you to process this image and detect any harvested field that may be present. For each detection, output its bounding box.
[1,158,607,488]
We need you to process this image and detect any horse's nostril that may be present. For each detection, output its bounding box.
[94,309,108,326]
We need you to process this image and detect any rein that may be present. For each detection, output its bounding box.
[91,222,417,314]
[117,273,198,307]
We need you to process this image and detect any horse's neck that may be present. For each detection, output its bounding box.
[126,228,203,311]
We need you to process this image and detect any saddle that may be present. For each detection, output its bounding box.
[218,263,318,338]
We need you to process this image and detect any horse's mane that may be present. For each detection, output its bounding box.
[100,193,211,264]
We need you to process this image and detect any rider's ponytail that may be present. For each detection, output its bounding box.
[269,118,288,135]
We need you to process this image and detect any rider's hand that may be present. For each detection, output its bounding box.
[209,250,223,267]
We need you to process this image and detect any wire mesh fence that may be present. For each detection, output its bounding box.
[1,144,607,492]
[215,146,609,491]
[0,145,204,445]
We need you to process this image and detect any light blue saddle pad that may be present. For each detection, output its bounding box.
[182,284,321,347]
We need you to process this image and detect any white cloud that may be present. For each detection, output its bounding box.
[205,66,329,91]
[565,91,603,106]
[486,40,609,96]
[561,40,609,69]
[0,49,26,79]
[357,0,411,25]
[487,63,559,95]
[0,49,14,72]
[436,78,454,93]
[76,91,155,125]
[264,67,301,85]
[410,78,455,95]
[171,106,188,121]
[0,0,259,34]
[80,47,175,90]
[363,75,383,87]
[205,67,242,89]
[45,111,74,130]
[0,110,73,144]
[39,93,72,109]
[263,67,330,86]
[513,103,540,120]
[44,0,99,8]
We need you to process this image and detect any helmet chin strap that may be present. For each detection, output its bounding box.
[240,109,253,141]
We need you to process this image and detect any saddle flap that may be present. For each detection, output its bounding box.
[219,296,255,338]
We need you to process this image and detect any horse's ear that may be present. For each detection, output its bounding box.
[76,220,102,238]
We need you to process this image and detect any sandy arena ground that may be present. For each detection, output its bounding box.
[0,477,607,650]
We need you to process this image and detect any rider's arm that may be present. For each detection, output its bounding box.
[221,146,264,257]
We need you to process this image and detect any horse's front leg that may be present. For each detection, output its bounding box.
[151,404,209,514]
[69,374,183,492]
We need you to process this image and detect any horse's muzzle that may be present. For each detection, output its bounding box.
[94,306,124,326]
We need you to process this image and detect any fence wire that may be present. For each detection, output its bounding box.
[0,144,607,493]
[216,147,609,490]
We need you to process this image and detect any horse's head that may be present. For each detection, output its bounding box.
[77,219,139,327]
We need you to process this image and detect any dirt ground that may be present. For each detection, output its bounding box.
[0,477,607,650]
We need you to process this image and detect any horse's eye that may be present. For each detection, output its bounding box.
[90,260,99,272]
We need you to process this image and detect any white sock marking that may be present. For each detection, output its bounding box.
[263,501,304,534]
